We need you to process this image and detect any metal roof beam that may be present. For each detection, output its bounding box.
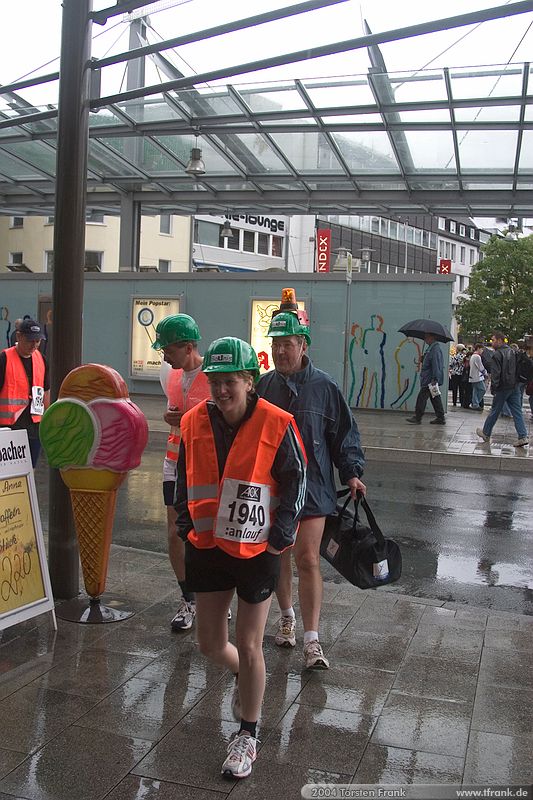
[512,63,529,192]
[93,0,348,65]
[90,1,533,107]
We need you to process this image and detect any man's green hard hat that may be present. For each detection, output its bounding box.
[267,311,311,345]
[202,337,260,378]
[152,314,201,349]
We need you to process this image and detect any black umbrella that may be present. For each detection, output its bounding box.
[398,318,453,343]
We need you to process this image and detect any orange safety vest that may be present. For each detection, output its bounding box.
[181,397,296,559]
[165,368,210,462]
[0,347,46,426]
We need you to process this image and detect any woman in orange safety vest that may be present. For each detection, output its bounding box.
[176,337,306,781]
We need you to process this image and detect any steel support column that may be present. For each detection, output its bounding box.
[49,0,92,599]
[119,194,141,271]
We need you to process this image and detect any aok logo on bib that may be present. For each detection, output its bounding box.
[237,483,261,502]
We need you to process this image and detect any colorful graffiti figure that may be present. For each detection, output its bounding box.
[389,337,422,409]
[348,314,387,408]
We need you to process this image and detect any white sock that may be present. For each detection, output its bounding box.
[304,631,319,645]
[280,607,295,619]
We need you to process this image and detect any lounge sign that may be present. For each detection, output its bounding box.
[0,430,55,631]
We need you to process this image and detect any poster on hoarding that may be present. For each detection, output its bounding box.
[0,430,56,631]
[131,297,180,379]
[250,299,306,374]
[316,229,332,272]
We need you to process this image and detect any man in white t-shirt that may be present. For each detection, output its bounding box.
[152,314,210,631]
[469,343,489,411]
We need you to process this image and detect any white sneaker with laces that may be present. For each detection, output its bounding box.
[230,680,241,722]
[170,598,196,631]
[275,615,296,647]
[513,437,529,447]
[303,639,329,670]
[221,732,257,779]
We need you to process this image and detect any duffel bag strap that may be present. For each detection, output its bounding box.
[336,488,386,547]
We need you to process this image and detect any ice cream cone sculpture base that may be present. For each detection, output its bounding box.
[70,488,117,598]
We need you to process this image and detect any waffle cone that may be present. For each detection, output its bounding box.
[69,488,117,598]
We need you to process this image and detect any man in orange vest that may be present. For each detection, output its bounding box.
[0,319,50,467]
[152,314,211,632]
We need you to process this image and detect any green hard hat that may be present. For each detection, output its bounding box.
[267,311,311,345]
[202,337,260,378]
[152,313,201,350]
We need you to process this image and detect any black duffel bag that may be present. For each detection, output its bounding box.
[320,490,402,589]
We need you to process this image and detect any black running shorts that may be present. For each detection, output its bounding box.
[163,480,176,506]
[184,542,280,604]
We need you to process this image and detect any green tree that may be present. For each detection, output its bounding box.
[456,235,533,342]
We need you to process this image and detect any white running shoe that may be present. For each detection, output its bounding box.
[230,680,241,722]
[303,639,329,670]
[221,732,257,779]
[275,615,296,647]
[170,598,196,631]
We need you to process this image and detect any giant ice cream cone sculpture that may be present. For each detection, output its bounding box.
[40,365,148,598]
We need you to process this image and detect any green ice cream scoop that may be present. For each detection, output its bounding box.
[40,399,96,468]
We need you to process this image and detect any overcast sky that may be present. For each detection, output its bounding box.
[2,0,533,95]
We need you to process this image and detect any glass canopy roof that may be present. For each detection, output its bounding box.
[1,4,532,218]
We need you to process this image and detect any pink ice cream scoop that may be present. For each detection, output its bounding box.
[89,399,148,471]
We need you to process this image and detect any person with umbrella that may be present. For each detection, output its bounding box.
[399,319,451,426]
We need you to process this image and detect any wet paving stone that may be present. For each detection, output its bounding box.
[353,743,464,784]
[463,730,533,784]
[0,749,27,782]
[104,775,228,799]
[297,664,394,716]
[393,653,478,704]
[471,684,533,737]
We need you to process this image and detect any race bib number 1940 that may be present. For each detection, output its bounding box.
[214,478,270,544]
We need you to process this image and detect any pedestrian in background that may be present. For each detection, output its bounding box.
[460,346,473,409]
[406,333,446,425]
[476,331,528,448]
[449,343,466,407]
[152,314,211,632]
[0,319,49,466]
[9,318,23,347]
[469,343,488,411]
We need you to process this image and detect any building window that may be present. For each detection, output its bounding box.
[422,230,429,248]
[243,230,255,253]
[414,229,422,246]
[158,259,170,273]
[469,228,475,239]
[430,233,437,250]
[160,214,172,234]
[371,217,380,234]
[45,251,54,272]
[438,217,445,230]
[470,249,475,265]
[85,251,103,270]
[257,233,269,255]
[194,219,219,246]
[224,229,240,250]
[459,224,466,237]
[460,246,466,264]
[272,236,283,258]
[46,216,54,225]
[86,210,105,224]
[451,243,456,260]
[389,221,398,239]
[10,217,24,229]
[9,252,23,265]
[406,226,414,244]
[379,218,388,237]
[449,220,456,233]
[438,240,445,258]
[459,275,465,292]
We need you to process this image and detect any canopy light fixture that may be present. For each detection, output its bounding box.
[220,219,233,239]
[185,133,205,176]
